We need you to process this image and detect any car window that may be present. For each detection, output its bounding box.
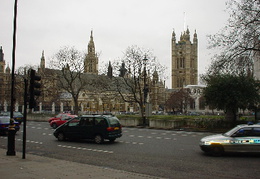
[253,128,260,136]
[234,127,253,137]
[68,118,80,126]
[95,117,106,126]
[79,117,94,126]
[61,115,71,120]
[56,114,62,118]
[107,116,120,125]
[63,117,72,121]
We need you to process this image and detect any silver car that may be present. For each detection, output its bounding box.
[200,123,260,156]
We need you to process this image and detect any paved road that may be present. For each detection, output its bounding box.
[1,121,260,178]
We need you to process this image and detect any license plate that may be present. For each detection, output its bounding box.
[114,127,119,130]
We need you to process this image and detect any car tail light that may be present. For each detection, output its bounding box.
[107,126,121,131]
[107,127,114,131]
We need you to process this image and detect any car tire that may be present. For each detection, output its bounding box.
[211,145,224,156]
[94,135,104,144]
[57,133,65,141]
[52,123,58,129]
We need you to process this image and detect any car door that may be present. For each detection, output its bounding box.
[63,118,80,139]
[249,127,260,152]
[78,117,95,139]
[93,117,108,138]
[229,127,254,152]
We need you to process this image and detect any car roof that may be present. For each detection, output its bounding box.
[237,123,260,128]
[80,114,113,117]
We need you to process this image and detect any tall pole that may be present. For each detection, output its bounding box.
[143,56,148,126]
[7,0,18,156]
[22,79,28,159]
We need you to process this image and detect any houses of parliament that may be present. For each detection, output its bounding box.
[0,28,198,114]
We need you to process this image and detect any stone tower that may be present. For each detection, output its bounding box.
[40,50,45,70]
[107,61,113,78]
[84,30,98,74]
[171,28,198,89]
[0,46,5,73]
[0,46,6,107]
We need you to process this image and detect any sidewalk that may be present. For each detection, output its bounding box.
[0,148,162,179]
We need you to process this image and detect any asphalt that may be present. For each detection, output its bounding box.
[0,148,163,179]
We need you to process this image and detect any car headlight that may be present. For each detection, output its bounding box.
[200,140,215,145]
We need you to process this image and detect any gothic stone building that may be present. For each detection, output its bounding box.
[171,28,198,89]
[0,31,166,114]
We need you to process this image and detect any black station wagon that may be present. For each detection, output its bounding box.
[53,115,122,144]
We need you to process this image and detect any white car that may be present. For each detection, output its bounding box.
[200,123,260,156]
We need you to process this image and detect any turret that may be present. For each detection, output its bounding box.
[152,68,159,84]
[5,64,10,74]
[88,30,95,54]
[193,30,198,44]
[172,30,176,42]
[107,61,113,78]
[185,28,190,41]
[0,46,4,62]
[40,50,45,69]
[119,61,127,77]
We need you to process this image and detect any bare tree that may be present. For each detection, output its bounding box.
[112,45,166,125]
[207,0,260,74]
[165,88,192,114]
[50,46,87,115]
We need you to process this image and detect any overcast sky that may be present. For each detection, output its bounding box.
[1,0,229,88]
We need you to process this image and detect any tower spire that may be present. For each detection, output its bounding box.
[40,50,45,70]
[90,30,93,41]
[84,30,98,74]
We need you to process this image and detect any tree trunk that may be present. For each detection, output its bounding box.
[73,97,79,115]
[139,103,146,126]
[225,108,237,127]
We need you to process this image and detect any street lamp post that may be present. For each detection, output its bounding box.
[143,56,149,126]
[7,0,18,156]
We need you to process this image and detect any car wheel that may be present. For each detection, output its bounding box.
[211,145,224,156]
[94,135,104,144]
[57,133,65,141]
[52,123,58,129]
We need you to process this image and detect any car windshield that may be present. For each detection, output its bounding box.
[107,116,120,125]
[68,118,80,126]
[223,126,241,136]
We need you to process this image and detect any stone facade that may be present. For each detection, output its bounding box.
[0,31,166,114]
[0,47,11,111]
[171,28,198,89]
[84,30,98,74]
